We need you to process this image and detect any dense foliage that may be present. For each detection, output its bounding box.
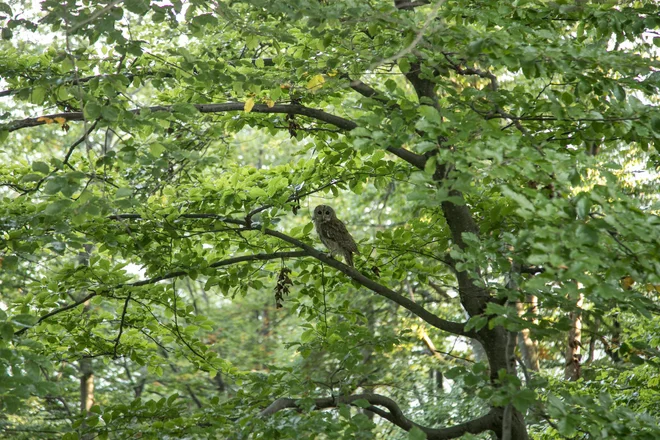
[1,0,659,439]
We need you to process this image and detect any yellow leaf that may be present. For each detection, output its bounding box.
[280,83,291,90]
[621,276,634,291]
[328,70,338,77]
[53,117,67,125]
[265,98,275,108]
[244,97,255,113]
[645,284,660,293]
[305,74,325,91]
[37,117,54,123]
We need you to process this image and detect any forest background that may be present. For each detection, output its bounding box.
[1,0,660,439]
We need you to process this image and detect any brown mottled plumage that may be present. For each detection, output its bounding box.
[312,205,359,267]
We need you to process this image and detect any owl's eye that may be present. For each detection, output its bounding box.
[325,210,330,215]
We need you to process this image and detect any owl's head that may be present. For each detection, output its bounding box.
[313,205,335,222]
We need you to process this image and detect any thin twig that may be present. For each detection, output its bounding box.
[113,293,132,359]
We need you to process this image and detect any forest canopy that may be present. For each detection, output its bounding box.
[1,0,660,439]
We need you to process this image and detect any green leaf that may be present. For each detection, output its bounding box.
[30,86,47,104]
[465,315,488,332]
[300,329,316,343]
[408,426,427,440]
[2,255,18,270]
[1,27,12,40]
[149,143,166,157]
[115,187,133,198]
[43,178,63,194]
[512,389,536,412]
[12,314,38,327]
[500,186,534,211]
[575,195,592,219]
[44,199,72,215]
[418,105,442,125]
[171,103,200,116]
[0,322,13,341]
[21,173,43,182]
[249,187,267,198]
[84,102,102,119]
[101,106,119,121]
[398,58,411,73]
[32,161,50,174]
[352,399,371,408]
[0,3,13,14]
[124,0,150,14]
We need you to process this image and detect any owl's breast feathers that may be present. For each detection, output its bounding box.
[321,219,359,254]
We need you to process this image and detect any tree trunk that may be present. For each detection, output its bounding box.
[516,296,540,372]
[80,358,94,412]
[564,293,584,381]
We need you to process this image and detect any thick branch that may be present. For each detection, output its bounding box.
[5,103,358,132]
[345,76,428,169]
[442,53,498,91]
[109,213,469,337]
[394,0,430,9]
[7,96,429,173]
[260,227,467,335]
[260,393,498,439]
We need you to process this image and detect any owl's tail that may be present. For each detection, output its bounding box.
[344,252,354,267]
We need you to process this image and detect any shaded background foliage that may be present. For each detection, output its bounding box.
[0,0,660,439]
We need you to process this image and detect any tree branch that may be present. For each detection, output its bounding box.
[113,293,131,359]
[13,291,98,336]
[13,251,307,337]
[63,119,99,167]
[245,180,341,226]
[260,393,498,439]
[6,97,429,173]
[4,103,358,132]
[107,213,470,337]
[394,0,430,10]
[343,75,428,169]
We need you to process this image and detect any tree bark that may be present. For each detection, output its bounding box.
[516,296,540,372]
[80,358,94,412]
[564,293,584,381]
[401,61,529,439]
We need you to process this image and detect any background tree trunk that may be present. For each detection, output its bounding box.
[565,293,584,381]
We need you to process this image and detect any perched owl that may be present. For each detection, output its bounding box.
[312,205,360,267]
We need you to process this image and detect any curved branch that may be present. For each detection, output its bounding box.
[345,77,428,168]
[260,393,498,439]
[108,213,470,337]
[4,103,358,132]
[259,225,468,336]
[5,100,428,172]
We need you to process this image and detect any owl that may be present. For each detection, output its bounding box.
[312,205,360,267]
